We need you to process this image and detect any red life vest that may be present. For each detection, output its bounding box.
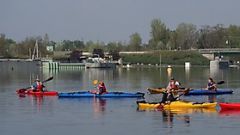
[98,83,107,93]
[169,81,178,90]
[36,82,43,91]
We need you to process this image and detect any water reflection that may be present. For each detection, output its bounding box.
[137,107,217,128]
[93,98,107,118]
[185,67,190,83]
[17,95,57,113]
[208,95,217,102]
[167,67,172,79]
[219,109,240,116]
[40,67,240,92]
[28,96,44,111]
[162,110,190,128]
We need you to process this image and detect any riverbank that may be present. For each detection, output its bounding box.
[120,50,209,65]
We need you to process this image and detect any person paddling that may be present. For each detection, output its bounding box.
[161,78,181,104]
[31,79,44,92]
[206,77,217,91]
[97,81,107,94]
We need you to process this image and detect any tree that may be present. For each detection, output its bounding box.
[175,23,198,49]
[129,32,142,51]
[226,25,240,48]
[69,50,82,62]
[0,34,6,56]
[93,48,104,58]
[198,24,227,48]
[43,33,49,46]
[149,19,169,50]
[0,34,17,58]
[73,40,85,49]
[167,31,178,50]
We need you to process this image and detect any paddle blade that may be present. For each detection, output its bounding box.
[17,89,27,94]
[42,76,54,83]
[217,81,225,85]
[93,80,99,85]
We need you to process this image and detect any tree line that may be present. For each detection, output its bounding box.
[1,19,240,58]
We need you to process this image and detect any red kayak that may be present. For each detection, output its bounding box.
[16,89,58,96]
[219,103,240,110]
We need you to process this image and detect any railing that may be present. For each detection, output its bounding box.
[199,48,240,53]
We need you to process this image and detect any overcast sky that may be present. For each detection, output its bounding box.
[1,0,240,43]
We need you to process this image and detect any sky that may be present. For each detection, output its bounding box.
[0,0,240,43]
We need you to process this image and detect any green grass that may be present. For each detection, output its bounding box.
[121,50,209,65]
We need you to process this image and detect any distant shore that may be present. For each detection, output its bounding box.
[120,50,209,66]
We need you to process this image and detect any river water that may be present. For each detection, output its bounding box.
[1,66,240,135]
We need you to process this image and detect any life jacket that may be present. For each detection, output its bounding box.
[98,83,107,94]
[36,82,43,91]
[208,82,214,87]
[208,82,216,90]
[169,81,178,90]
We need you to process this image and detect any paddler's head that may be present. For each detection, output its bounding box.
[208,77,213,82]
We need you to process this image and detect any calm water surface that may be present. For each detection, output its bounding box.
[1,66,240,135]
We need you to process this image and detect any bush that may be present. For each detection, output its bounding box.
[121,51,209,65]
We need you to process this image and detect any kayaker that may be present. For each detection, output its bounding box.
[166,77,180,90]
[161,89,176,104]
[206,77,217,91]
[161,78,181,104]
[31,79,44,92]
[97,81,107,94]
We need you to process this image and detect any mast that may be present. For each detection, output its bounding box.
[36,40,39,59]
[31,40,39,60]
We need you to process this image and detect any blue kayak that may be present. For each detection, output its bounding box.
[185,89,233,96]
[58,91,145,98]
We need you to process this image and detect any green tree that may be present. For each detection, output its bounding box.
[43,33,49,46]
[149,19,169,50]
[85,40,104,52]
[129,32,142,51]
[0,34,17,57]
[198,24,227,48]
[175,23,198,49]
[227,25,240,48]
[167,31,178,50]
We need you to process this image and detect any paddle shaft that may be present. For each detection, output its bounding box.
[21,76,53,90]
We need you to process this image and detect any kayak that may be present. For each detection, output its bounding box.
[16,89,58,96]
[58,91,145,98]
[137,100,217,109]
[219,103,240,110]
[138,106,217,114]
[185,89,233,95]
[147,88,233,95]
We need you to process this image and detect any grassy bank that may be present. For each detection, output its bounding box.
[120,51,209,65]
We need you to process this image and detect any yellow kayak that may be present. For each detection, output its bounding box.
[138,107,217,115]
[137,100,217,110]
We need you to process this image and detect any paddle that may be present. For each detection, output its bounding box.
[42,76,54,83]
[90,80,99,94]
[217,81,225,85]
[93,80,99,85]
[17,76,54,93]
[147,87,188,94]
